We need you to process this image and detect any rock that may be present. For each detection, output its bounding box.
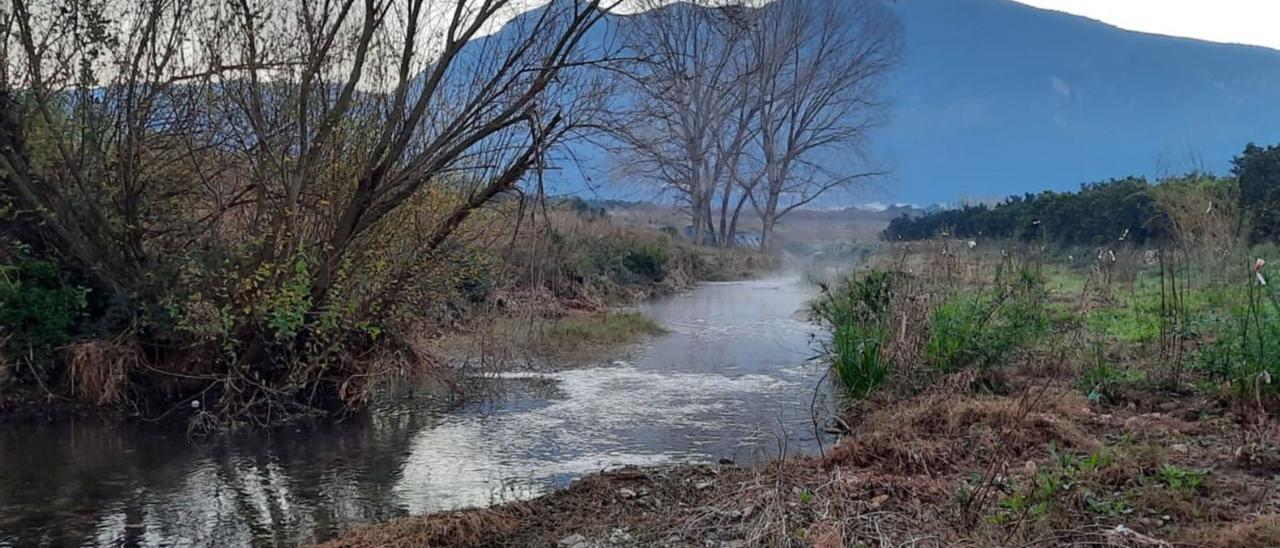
[559,534,589,548]
[608,528,633,544]
[870,494,890,508]
[1105,524,1171,546]
[618,488,637,499]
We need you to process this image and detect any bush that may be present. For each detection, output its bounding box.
[1196,281,1280,400]
[814,271,895,398]
[926,295,1009,373]
[0,258,89,384]
[927,267,1047,375]
[621,244,670,283]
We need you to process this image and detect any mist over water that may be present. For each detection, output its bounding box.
[0,277,833,547]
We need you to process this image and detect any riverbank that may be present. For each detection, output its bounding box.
[318,386,1271,547]
[317,242,1280,548]
[0,275,825,547]
[0,202,776,428]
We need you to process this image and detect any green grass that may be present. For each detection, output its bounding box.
[813,271,895,398]
[1042,264,1089,297]
[1085,307,1160,343]
[1077,351,1148,404]
[927,289,1048,375]
[547,312,666,348]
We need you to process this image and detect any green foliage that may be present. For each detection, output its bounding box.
[987,444,1130,525]
[1234,143,1280,243]
[566,233,675,288]
[1195,281,1280,397]
[1086,307,1160,343]
[1078,348,1146,405]
[885,176,1171,245]
[1149,464,1206,494]
[621,244,670,283]
[927,296,1004,373]
[927,266,1047,376]
[0,258,89,382]
[830,322,889,399]
[814,271,895,398]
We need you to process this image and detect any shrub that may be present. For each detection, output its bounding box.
[926,295,1009,373]
[1196,280,1280,401]
[621,244,670,283]
[814,271,895,398]
[926,268,1047,375]
[0,258,89,384]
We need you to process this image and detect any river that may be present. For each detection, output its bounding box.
[0,277,833,547]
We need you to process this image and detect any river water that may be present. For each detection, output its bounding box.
[0,277,833,547]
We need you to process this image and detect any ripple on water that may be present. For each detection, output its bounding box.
[393,365,800,513]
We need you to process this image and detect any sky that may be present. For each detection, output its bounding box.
[1012,0,1280,51]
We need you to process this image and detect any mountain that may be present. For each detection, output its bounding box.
[881,0,1280,203]
[475,0,1280,205]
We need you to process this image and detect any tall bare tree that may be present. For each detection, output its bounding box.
[609,0,898,250]
[746,0,900,250]
[607,0,756,246]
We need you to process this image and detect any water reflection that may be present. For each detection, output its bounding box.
[0,277,833,547]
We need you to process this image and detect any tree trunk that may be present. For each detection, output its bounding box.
[760,190,780,251]
[727,191,750,248]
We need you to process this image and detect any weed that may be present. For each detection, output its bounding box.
[1151,464,1206,494]
[1078,343,1146,404]
[926,261,1047,378]
[814,271,895,398]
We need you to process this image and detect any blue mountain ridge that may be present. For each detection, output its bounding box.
[467,0,1280,205]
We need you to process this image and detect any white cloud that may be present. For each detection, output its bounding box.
[1050,75,1071,97]
[1012,0,1280,51]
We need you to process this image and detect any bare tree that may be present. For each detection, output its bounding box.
[607,0,756,246]
[608,0,898,250]
[746,0,900,250]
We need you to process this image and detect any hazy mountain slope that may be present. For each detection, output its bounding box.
[469,0,1280,204]
[883,0,1280,202]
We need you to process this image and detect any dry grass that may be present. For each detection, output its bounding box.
[1195,515,1280,548]
[319,509,521,548]
[66,339,136,405]
[826,388,1095,478]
